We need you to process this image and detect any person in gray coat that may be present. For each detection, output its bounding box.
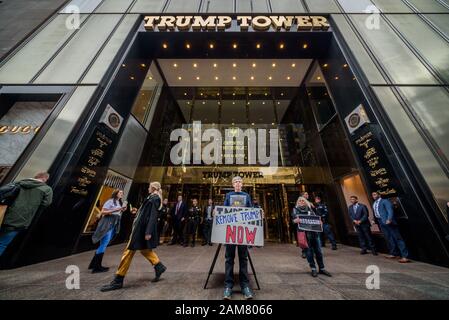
[89,189,126,273]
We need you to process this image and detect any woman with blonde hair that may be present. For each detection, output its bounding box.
[292,196,331,278]
[101,182,167,292]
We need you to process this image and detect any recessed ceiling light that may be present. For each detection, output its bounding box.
[343,64,348,68]
[202,101,205,104]
[232,76,236,80]
[200,93,203,96]
[265,93,268,96]
[232,92,236,96]
[173,63,177,67]
[130,76,134,80]
[277,101,281,105]
[178,76,182,80]
[262,101,265,105]
[303,43,308,49]
[209,43,214,49]
[251,122,255,125]
[272,63,276,67]
[317,76,321,80]
[122,63,126,67]
[187,101,190,104]
[215,76,219,80]
[250,76,254,80]
[232,43,237,49]
[140,63,146,68]
[186,43,191,49]
[217,92,220,96]
[281,93,284,96]
[162,43,168,49]
[323,63,328,67]
[148,76,153,80]
[193,63,197,68]
[279,43,285,49]
[256,43,261,49]
[213,63,217,67]
[232,63,237,67]
[196,76,200,80]
[184,92,187,96]
[291,63,296,67]
[249,93,252,96]
[252,63,256,67]
[334,76,339,80]
[268,76,272,80]
[287,76,291,80]
[232,101,235,104]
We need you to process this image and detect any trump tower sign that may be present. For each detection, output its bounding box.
[211,206,264,246]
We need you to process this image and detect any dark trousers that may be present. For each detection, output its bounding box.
[184,218,200,245]
[305,232,325,270]
[355,224,376,251]
[171,220,183,244]
[202,219,213,244]
[381,223,408,258]
[225,244,249,289]
[321,223,337,246]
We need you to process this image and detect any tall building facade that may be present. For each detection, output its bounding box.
[0,0,448,268]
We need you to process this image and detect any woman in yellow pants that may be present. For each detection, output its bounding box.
[100,182,167,292]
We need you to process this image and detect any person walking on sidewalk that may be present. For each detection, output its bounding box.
[100,182,167,292]
[89,189,126,273]
[0,172,52,256]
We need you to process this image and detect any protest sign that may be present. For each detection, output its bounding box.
[297,214,323,232]
[211,206,264,246]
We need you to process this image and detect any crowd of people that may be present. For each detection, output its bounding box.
[0,172,426,300]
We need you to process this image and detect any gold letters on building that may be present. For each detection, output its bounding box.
[144,15,330,32]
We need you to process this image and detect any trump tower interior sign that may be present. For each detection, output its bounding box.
[211,206,264,247]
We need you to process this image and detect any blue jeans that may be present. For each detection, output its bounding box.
[381,223,408,258]
[0,229,19,256]
[306,232,325,270]
[96,227,115,254]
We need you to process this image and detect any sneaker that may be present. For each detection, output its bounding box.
[319,269,332,277]
[398,258,411,263]
[311,269,318,277]
[301,252,307,259]
[242,287,254,300]
[223,287,232,300]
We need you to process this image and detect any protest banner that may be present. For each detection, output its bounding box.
[211,206,264,246]
[297,214,323,232]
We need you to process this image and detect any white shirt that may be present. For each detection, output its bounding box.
[373,199,381,218]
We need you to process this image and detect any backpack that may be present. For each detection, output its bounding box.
[0,182,21,206]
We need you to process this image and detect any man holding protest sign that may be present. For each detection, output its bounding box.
[221,176,255,300]
[292,196,332,278]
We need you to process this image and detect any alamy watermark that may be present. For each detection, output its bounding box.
[170,121,279,167]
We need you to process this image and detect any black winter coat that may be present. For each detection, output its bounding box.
[127,193,161,250]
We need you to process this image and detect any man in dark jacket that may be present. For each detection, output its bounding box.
[0,172,53,256]
[184,198,202,247]
[315,196,337,250]
[348,195,377,255]
[101,182,167,292]
[168,195,187,245]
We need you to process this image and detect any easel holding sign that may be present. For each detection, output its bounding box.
[203,206,263,290]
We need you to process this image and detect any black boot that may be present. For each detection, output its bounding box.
[152,262,167,282]
[92,253,109,273]
[100,275,124,292]
[88,253,97,270]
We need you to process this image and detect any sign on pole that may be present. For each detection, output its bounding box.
[211,206,264,246]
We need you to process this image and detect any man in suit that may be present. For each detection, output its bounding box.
[202,198,214,246]
[348,196,377,255]
[168,195,187,245]
[372,192,410,263]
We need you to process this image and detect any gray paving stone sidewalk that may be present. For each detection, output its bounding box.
[1,243,448,300]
